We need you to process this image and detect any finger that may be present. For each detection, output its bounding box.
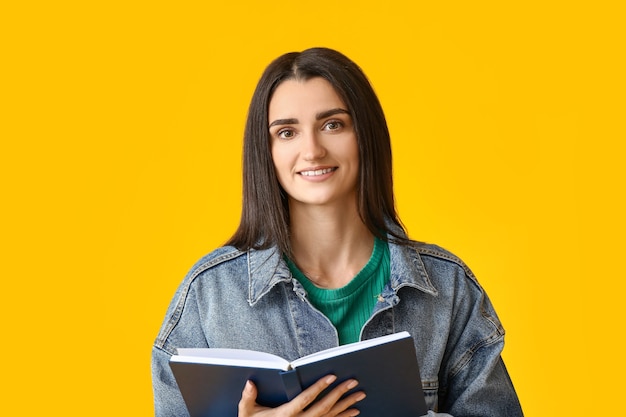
[327,391,367,417]
[238,380,260,417]
[305,379,364,416]
[283,374,338,413]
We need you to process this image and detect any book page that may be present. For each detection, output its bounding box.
[171,348,291,370]
[291,331,411,368]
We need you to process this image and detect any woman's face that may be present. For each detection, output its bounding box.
[268,77,359,210]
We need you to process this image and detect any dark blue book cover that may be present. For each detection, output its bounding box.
[169,332,427,417]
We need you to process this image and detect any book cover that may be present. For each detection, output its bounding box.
[169,331,427,417]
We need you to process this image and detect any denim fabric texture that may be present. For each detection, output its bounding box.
[152,238,523,416]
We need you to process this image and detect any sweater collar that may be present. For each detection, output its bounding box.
[245,237,438,306]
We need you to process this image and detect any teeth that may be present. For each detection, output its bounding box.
[301,168,334,176]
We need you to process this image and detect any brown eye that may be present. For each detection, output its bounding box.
[278,129,295,139]
[324,121,343,131]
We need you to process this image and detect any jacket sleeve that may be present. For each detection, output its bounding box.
[444,341,522,415]
[151,275,209,417]
[152,345,190,417]
[438,265,523,416]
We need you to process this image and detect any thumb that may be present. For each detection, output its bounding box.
[238,380,258,415]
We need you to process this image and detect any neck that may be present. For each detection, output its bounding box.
[288,202,375,289]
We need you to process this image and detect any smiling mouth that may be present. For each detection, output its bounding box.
[300,167,337,177]
[299,167,337,177]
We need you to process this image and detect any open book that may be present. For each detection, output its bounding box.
[169,331,427,417]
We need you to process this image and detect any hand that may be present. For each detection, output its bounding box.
[238,374,366,417]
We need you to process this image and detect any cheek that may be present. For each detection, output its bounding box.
[270,146,291,178]
[269,141,281,167]
[344,140,360,166]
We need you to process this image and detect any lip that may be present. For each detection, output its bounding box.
[297,166,338,180]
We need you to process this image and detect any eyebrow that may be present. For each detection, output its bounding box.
[268,108,350,128]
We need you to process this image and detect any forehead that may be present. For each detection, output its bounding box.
[268,77,347,120]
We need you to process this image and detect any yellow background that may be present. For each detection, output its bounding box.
[1,1,624,415]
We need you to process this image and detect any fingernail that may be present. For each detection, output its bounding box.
[325,375,337,384]
[245,380,253,392]
[355,392,366,402]
[347,379,358,389]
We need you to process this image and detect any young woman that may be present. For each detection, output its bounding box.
[152,48,523,417]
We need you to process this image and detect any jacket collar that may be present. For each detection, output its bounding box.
[246,246,291,306]
[245,237,438,306]
[389,241,438,296]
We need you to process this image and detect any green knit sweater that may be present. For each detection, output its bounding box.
[286,237,390,345]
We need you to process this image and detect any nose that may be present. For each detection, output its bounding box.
[301,130,326,161]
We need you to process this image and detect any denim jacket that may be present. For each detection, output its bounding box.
[152,240,523,416]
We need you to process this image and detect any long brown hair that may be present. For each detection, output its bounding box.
[226,47,409,256]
